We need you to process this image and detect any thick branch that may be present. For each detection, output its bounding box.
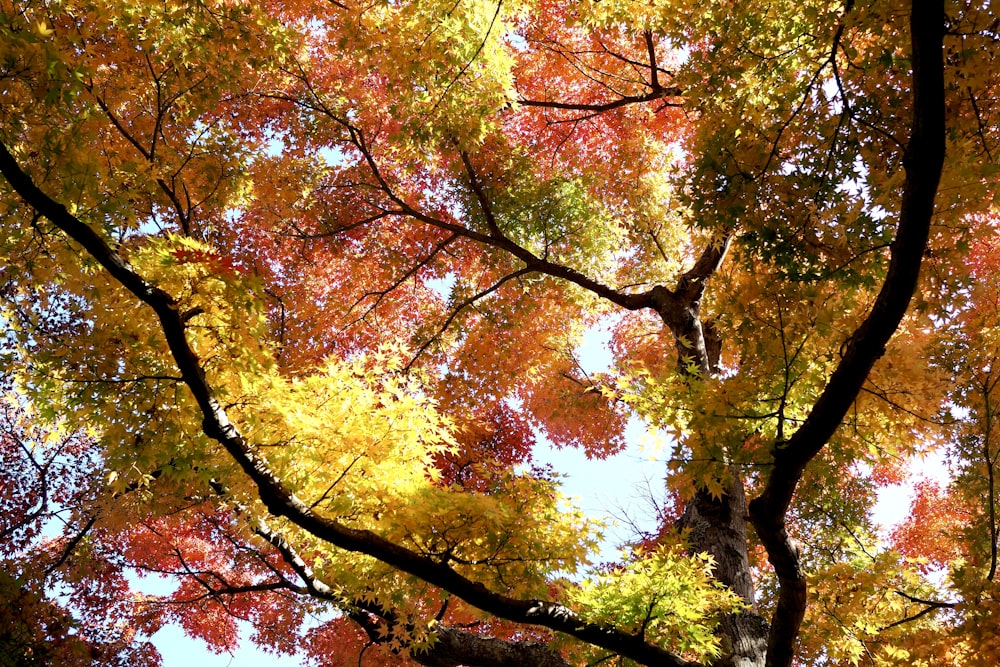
[256,519,570,667]
[651,235,733,376]
[415,627,571,667]
[982,372,999,581]
[748,3,945,666]
[0,142,695,667]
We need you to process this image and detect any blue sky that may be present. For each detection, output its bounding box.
[149,324,666,665]
[150,441,667,666]
[146,322,932,665]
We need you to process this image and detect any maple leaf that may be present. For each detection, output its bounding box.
[1,1,998,666]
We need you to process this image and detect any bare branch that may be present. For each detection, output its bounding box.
[518,87,682,115]
[879,591,957,631]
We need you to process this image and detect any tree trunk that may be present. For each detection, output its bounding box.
[681,472,769,667]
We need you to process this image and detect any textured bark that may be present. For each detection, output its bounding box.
[681,477,768,667]
[655,231,769,666]
[650,236,733,377]
[413,627,571,667]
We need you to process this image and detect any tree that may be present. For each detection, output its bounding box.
[0,0,997,665]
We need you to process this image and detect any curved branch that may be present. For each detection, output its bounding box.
[748,3,946,666]
[256,518,570,667]
[332,118,658,312]
[0,142,696,667]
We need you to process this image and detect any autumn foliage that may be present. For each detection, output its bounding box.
[1,0,999,666]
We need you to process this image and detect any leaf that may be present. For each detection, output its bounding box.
[0,1,996,665]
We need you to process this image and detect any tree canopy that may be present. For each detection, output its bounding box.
[1,0,998,665]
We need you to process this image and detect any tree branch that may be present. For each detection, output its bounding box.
[748,3,946,665]
[517,87,683,113]
[256,516,571,667]
[0,141,697,667]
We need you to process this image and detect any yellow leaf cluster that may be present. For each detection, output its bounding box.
[568,544,746,663]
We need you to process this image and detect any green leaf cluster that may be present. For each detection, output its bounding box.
[569,545,746,663]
